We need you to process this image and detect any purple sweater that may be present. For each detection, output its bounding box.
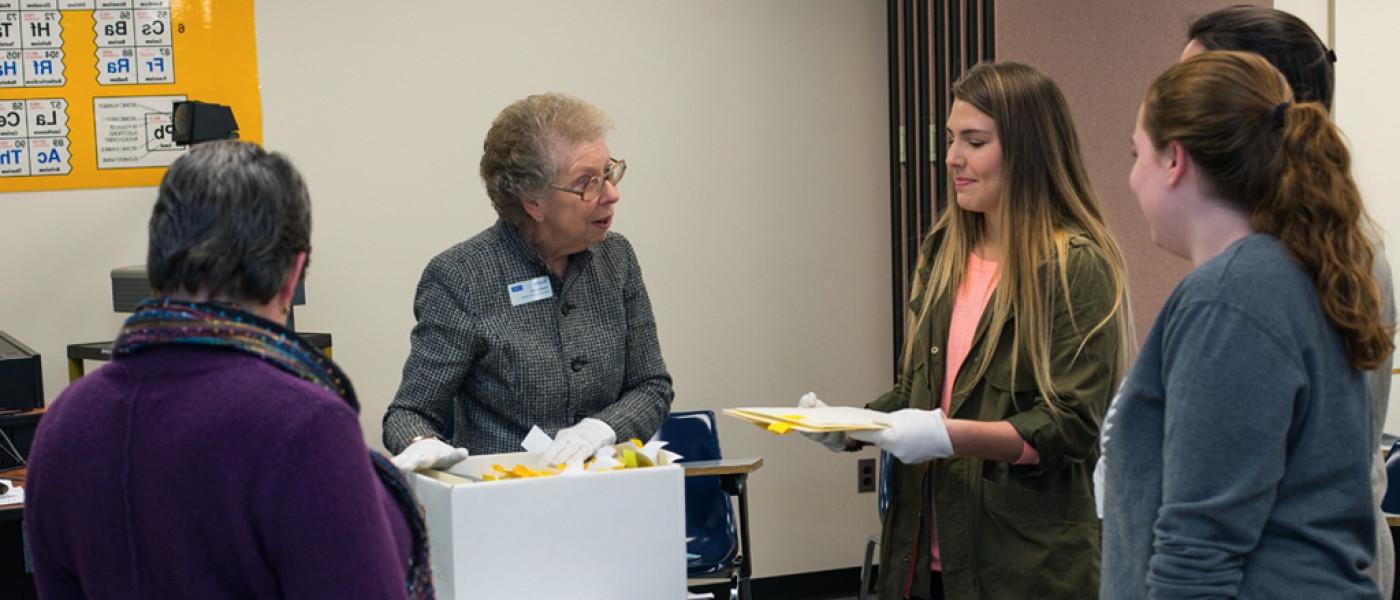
[26,346,412,599]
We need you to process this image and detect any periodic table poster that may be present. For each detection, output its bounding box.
[0,0,261,192]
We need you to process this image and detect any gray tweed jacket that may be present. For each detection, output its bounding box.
[383,219,673,455]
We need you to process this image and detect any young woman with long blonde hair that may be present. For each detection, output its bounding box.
[805,62,1131,599]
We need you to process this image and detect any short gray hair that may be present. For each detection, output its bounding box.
[147,140,311,303]
[479,93,612,224]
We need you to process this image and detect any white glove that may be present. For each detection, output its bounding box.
[849,408,953,463]
[540,417,616,466]
[391,437,469,473]
[797,392,849,452]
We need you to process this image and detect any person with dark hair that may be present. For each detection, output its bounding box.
[383,93,673,470]
[1181,6,1397,596]
[1185,4,1335,109]
[803,62,1131,599]
[1102,51,1390,598]
[25,140,432,598]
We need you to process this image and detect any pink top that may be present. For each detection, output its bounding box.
[927,252,1039,572]
[939,253,999,414]
[938,252,1040,464]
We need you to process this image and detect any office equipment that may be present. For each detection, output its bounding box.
[0,468,25,522]
[66,333,332,382]
[0,332,42,412]
[0,410,42,471]
[109,266,151,313]
[110,266,307,322]
[0,465,29,592]
[74,268,328,382]
[172,100,239,145]
[659,410,764,600]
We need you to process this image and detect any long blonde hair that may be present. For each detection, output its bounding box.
[903,62,1131,412]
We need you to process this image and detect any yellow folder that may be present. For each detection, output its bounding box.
[722,406,890,435]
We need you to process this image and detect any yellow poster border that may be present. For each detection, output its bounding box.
[1,0,261,193]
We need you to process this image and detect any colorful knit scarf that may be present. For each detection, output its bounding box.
[113,298,435,599]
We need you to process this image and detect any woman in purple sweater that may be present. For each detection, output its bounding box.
[25,141,432,599]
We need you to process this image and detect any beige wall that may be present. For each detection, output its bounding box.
[1,0,891,578]
[1273,0,1328,38]
[10,0,1394,584]
[1330,0,1400,433]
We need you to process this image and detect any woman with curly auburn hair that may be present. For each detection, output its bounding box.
[1101,50,1390,599]
[1182,7,1397,594]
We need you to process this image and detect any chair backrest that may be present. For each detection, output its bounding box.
[1383,440,1400,514]
[878,449,892,519]
[657,410,739,576]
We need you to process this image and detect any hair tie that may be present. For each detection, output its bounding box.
[1272,102,1291,129]
[1326,48,1337,63]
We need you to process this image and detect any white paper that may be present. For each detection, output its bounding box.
[520,425,553,453]
[633,440,683,465]
[557,461,587,477]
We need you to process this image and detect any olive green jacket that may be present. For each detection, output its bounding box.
[868,231,1122,599]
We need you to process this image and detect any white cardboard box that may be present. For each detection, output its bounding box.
[412,451,687,600]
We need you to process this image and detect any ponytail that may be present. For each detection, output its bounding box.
[1144,51,1393,371]
[1256,103,1393,369]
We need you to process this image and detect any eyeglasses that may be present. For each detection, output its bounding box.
[551,158,626,203]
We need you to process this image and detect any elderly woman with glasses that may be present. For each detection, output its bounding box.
[384,92,673,471]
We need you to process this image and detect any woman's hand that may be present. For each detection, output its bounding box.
[849,408,953,463]
[391,436,469,473]
[796,392,853,452]
[540,418,617,466]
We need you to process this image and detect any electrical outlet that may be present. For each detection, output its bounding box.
[857,458,876,493]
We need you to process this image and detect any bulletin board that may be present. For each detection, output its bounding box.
[0,0,260,192]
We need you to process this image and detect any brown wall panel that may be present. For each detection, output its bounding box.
[994,0,1266,343]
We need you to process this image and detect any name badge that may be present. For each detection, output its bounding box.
[508,276,554,306]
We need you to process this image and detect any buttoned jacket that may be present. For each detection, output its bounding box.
[869,228,1122,599]
[384,220,673,455]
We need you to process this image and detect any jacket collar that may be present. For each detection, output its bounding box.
[495,218,595,281]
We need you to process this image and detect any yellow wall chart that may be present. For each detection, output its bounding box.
[0,0,260,192]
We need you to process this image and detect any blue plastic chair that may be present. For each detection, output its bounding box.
[657,410,744,598]
[858,450,893,600]
[1382,440,1400,513]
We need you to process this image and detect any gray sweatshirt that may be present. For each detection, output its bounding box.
[1101,233,1378,599]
